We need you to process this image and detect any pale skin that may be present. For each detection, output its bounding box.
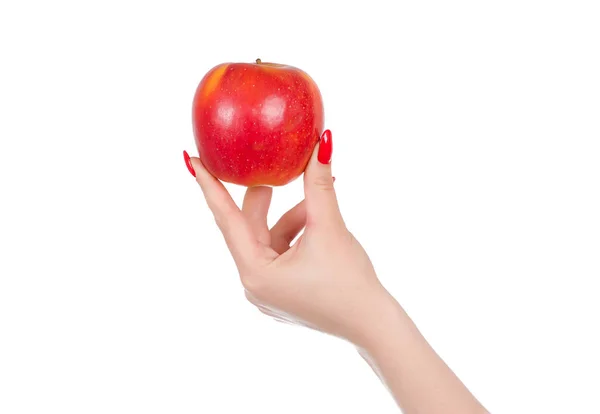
[187,139,488,414]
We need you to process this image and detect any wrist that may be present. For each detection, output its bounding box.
[351,288,420,353]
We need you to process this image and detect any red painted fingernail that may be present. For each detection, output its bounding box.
[183,150,196,177]
[318,130,332,164]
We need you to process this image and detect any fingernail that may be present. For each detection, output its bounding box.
[183,150,196,177]
[318,130,332,164]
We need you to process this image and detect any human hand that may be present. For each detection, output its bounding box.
[184,130,392,345]
[184,131,488,413]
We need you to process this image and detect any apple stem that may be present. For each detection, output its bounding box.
[256,58,261,64]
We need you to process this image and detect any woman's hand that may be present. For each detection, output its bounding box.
[184,130,488,413]
[185,130,391,345]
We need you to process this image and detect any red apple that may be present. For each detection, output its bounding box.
[192,59,324,186]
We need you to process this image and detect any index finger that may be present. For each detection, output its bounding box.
[187,154,260,268]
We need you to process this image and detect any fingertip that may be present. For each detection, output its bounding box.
[301,131,344,227]
[188,155,212,183]
[305,130,334,180]
[186,154,223,200]
[187,155,202,172]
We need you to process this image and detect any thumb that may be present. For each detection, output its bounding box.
[303,129,343,227]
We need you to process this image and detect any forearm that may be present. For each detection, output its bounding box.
[357,295,488,414]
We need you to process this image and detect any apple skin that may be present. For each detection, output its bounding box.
[192,60,324,186]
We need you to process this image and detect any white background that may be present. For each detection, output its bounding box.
[1,1,599,413]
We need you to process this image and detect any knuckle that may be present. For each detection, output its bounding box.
[213,215,224,229]
[213,209,236,231]
[312,175,334,191]
[240,272,267,296]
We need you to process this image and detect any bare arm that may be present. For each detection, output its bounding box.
[357,295,488,413]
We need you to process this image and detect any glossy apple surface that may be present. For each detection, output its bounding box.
[192,60,324,186]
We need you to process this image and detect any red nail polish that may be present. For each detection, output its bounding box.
[318,130,332,164]
[183,150,196,177]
